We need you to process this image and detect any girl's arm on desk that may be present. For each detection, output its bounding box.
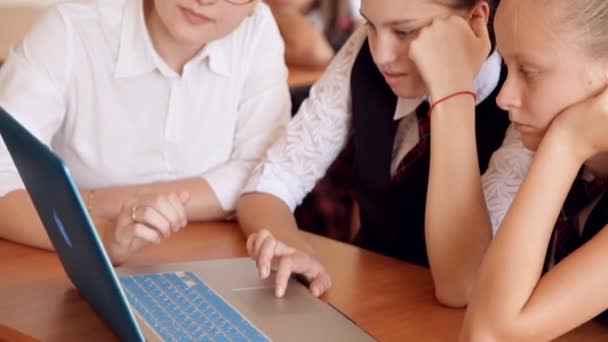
[413,13,494,307]
[462,88,608,342]
[461,0,608,339]
[234,25,362,299]
[83,177,228,222]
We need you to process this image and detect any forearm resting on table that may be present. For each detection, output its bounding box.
[84,177,229,222]
[0,178,228,249]
[462,139,585,342]
[0,189,111,250]
[425,96,492,307]
[237,192,315,255]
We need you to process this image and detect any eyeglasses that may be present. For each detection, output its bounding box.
[194,0,256,5]
[223,0,256,5]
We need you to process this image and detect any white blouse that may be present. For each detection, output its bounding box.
[0,0,291,211]
[244,26,534,234]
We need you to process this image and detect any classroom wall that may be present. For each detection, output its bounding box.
[0,0,62,6]
[0,0,61,60]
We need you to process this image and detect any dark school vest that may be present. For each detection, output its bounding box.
[576,186,608,320]
[350,40,510,266]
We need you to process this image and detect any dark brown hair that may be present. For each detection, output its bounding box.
[319,0,500,49]
[448,0,499,48]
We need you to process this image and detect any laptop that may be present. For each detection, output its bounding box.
[0,106,376,342]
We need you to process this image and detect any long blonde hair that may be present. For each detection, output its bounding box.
[558,0,608,58]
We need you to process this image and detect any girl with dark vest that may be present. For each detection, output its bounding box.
[459,0,608,340]
[237,0,514,302]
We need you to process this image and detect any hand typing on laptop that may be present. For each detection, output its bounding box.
[0,107,375,341]
[102,192,190,265]
[246,229,332,298]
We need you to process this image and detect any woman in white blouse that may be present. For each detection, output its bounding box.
[237,0,527,304]
[0,0,290,264]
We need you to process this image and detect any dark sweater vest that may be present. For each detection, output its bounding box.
[350,40,510,266]
[579,185,608,320]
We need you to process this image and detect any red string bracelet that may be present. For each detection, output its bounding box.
[428,90,477,117]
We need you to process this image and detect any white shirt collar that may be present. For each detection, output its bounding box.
[197,39,231,77]
[393,49,502,121]
[114,0,231,79]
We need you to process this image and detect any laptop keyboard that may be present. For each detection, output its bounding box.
[119,272,269,342]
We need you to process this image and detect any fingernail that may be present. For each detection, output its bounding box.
[262,266,269,278]
[276,286,284,297]
[312,287,320,297]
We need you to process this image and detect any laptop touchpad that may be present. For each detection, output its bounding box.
[230,279,326,315]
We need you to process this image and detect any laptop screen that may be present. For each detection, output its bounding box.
[0,106,144,341]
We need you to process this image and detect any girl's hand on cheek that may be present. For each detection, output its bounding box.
[547,85,608,162]
[409,15,491,101]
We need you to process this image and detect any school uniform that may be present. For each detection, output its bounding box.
[479,129,608,275]
[484,152,608,319]
[349,40,509,265]
[528,167,607,281]
[0,0,290,211]
[577,180,608,320]
[244,27,523,265]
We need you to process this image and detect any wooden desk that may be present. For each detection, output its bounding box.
[287,66,325,87]
[0,324,38,342]
[1,223,607,341]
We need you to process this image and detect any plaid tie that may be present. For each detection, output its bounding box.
[550,172,606,267]
[393,102,431,182]
[294,140,355,242]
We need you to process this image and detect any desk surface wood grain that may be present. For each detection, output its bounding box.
[1,223,607,341]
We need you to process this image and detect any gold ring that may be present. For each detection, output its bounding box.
[131,205,138,223]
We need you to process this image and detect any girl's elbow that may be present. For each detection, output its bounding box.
[461,313,529,342]
[310,50,333,68]
[460,317,502,342]
[433,280,473,308]
[435,287,470,308]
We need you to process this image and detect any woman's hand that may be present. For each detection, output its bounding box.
[104,192,190,264]
[409,15,491,101]
[246,229,332,298]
